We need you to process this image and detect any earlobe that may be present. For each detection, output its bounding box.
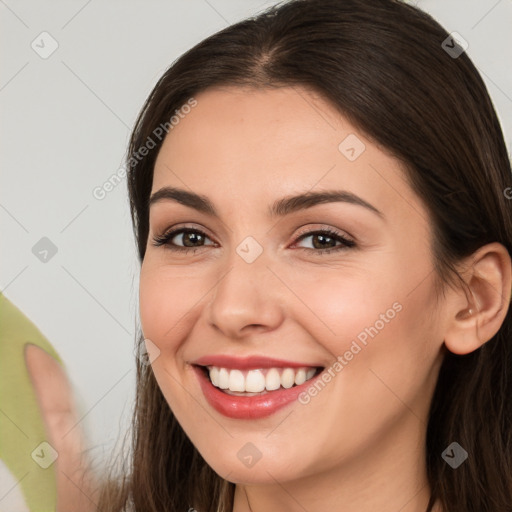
[443,242,512,356]
[444,305,482,355]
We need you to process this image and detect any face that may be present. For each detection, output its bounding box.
[139,85,446,485]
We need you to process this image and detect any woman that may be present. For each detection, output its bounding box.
[95,0,512,510]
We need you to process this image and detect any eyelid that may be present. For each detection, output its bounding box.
[292,223,355,243]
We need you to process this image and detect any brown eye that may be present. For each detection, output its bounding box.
[152,228,215,251]
[293,229,355,254]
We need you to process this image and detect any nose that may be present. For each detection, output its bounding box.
[205,245,286,340]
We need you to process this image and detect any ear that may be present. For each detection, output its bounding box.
[444,242,512,355]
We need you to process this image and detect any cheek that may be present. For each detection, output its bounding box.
[293,257,439,386]
[139,262,202,351]
[289,265,403,353]
[138,265,201,414]
[139,267,167,344]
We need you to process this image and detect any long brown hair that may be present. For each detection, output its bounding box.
[95,0,512,510]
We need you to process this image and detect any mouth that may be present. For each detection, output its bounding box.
[191,360,325,419]
[196,365,323,396]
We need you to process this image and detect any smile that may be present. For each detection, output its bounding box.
[206,366,319,394]
[191,355,325,419]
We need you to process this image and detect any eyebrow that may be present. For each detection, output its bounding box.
[149,187,383,219]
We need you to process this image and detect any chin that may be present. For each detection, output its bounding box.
[197,443,312,485]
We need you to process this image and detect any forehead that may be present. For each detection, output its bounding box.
[154,86,345,178]
[151,85,426,225]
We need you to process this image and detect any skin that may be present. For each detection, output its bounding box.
[139,85,511,512]
[25,345,99,512]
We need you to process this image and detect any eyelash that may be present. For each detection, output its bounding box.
[151,226,356,255]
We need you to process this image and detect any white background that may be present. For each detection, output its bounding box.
[1,0,511,471]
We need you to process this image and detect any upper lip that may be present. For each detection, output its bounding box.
[191,354,324,370]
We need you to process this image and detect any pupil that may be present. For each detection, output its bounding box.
[313,234,334,249]
[185,232,203,247]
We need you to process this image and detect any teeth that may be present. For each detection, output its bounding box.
[281,368,295,389]
[294,368,306,385]
[207,365,320,393]
[246,369,266,392]
[218,368,229,389]
[229,369,245,392]
[266,368,281,391]
[210,366,219,387]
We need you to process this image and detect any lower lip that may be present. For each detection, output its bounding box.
[193,365,322,419]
